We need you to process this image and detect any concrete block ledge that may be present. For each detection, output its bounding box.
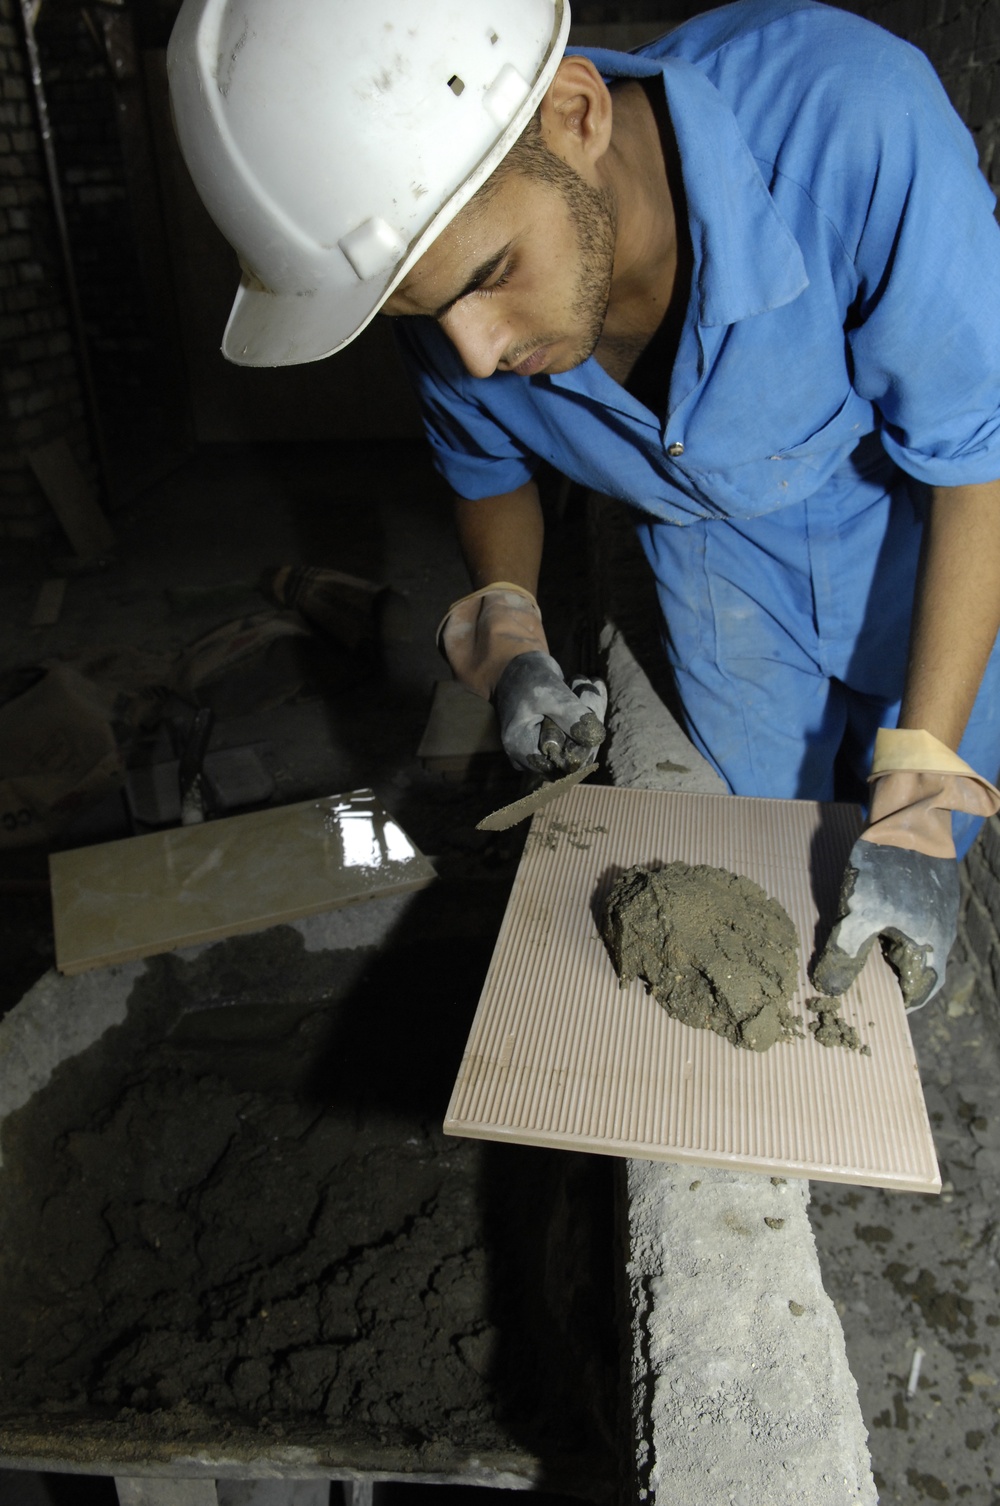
[623,1163,876,1505]
[588,495,877,1505]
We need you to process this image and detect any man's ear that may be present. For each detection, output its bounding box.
[538,55,613,174]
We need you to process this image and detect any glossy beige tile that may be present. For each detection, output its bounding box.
[51,789,435,975]
[445,785,939,1193]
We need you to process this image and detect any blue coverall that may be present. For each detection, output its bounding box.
[397,0,1000,857]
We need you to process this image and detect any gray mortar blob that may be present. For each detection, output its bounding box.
[601,862,801,1051]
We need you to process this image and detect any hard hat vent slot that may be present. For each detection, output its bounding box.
[447,74,465,96]
[489,31,499,44]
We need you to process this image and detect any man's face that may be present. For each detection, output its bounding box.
[383,162,617,380]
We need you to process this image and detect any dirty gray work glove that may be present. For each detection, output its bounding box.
[437,582,607,775]
[812,729,1000,1010]
[493,651,607,775]
[812,842,960,1012]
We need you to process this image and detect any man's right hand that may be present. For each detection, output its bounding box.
[494,651,607,774]
[438,582,607,774]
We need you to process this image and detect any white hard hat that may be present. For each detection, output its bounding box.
[167,0,570,367]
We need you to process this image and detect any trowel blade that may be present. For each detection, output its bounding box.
[476,761,597,832]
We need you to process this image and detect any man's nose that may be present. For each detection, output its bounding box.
[439,302,510,379]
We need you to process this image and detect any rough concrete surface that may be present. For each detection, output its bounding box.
[0,897,421,1146]
[597,616,724,801]
[624,1162,877,1505]
[0,962,145,1139]
[0,912,617,1494]
[0,447,619,1501]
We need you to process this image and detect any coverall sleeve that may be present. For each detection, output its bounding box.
[393,319,540,500]
[843,44,1000,485]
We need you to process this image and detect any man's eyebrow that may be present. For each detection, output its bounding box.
[430,244,512,319]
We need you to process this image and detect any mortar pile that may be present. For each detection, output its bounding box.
[600,862,801,1051]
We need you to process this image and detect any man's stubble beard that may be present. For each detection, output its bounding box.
[502,172,618,374]
[565,176,618,368]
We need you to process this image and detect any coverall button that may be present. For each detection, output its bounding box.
[666,441,685,457]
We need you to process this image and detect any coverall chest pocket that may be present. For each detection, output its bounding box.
[679,377,874,520]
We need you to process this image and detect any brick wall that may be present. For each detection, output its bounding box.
[0,0,89,541]
[36,2,171,482]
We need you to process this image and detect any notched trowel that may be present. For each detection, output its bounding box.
[476,761,597,832]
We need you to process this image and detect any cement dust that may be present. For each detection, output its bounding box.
[601,861,800,1051]
[807,998,872,1054]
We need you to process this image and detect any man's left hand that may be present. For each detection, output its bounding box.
[812,838,959,1009]
[811,729,1000,1010]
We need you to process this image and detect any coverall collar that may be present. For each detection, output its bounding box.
[576,46,810,328]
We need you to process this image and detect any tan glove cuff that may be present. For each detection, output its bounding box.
[870,728,1000,806]
[437,582,549,701]
[435,581,540,649]
[864,728,1000,859]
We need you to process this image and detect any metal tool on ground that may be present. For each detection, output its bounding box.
[178,706,214,825]
[125,743,276,829]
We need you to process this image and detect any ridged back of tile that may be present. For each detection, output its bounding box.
[445,786,939,1192]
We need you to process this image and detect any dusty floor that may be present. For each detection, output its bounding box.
[809,978,1000,1505]
[1,440,999,1502]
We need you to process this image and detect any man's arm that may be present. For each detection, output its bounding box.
[900,478,1000,749]
[813,478,1000,1008]
[442,480,607,773]
[453,480,544,594]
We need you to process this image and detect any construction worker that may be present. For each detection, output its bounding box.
[167,0,1000,1009]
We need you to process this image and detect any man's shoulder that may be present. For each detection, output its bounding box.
[643,0,946,183]
[576,2,936,145]
[644,0,925,81]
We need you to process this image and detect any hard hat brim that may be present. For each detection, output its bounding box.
[222,274,380,367]
[218,2,572,368]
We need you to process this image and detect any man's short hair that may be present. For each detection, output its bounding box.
[473,107,580,204]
